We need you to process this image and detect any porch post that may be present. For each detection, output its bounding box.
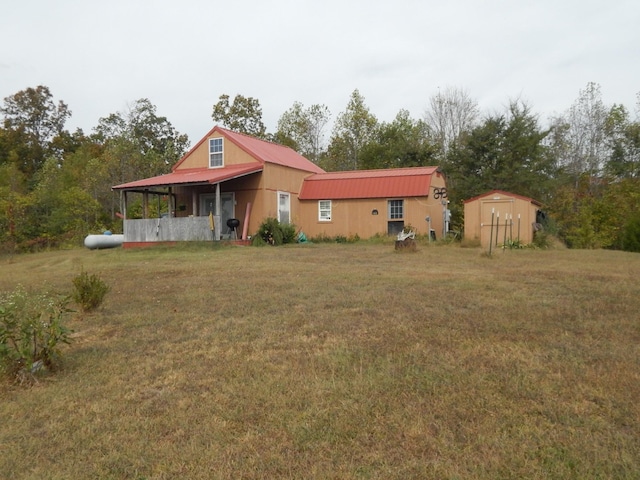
[122,191,127,219]
[215,182,221,241]
[192,190,197,215]
[215,183,221,218]
[143,190,149,219]
[168,187,173,218]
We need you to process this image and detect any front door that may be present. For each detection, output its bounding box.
[200,193,235,237]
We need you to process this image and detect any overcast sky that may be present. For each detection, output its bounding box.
[1,0,638,145]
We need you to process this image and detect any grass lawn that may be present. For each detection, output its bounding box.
[1,242,639,479]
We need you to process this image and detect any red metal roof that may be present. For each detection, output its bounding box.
[463,189,542,206]
[112,162,263,190]
[299,166,441,200]
[172,126,325,174]
[113,126,325,191]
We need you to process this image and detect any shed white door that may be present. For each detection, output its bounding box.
[481,200,513,248]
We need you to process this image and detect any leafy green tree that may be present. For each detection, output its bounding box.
[0,86,71,177]
[30,157,104,245]
[93,99,189,217]
[212,94,266,138]
[0,163,32,250]
[621,210,640,252]
[446,100,555,204]
[605,104,640,179]
[548,175,640,249]
[360,110,436,169]
[94,98,189,180]
[326,89,378,171]
[275,102,330,163]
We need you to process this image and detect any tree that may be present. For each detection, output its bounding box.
[212,94,266,138]
[360,110,436,170]
[0,86,71,176]
[94,99,188,174]
[446,100,555,204]
[604,104,640,179]
[424,86,479,159]
[326,89,377,171]
[275,102,330,163]
[93,99,189,216]
[551,82,609,183]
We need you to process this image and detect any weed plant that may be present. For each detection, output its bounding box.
[0,286,72,384]
[71,270,109,312]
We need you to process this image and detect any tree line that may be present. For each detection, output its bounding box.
[1,83,639,252]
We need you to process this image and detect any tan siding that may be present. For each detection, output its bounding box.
[295,172,447,239]
[176,133,260,170]
[297,196,445,239]
[464,192,539,247]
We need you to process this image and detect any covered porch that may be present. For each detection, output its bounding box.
[112,163,262,245]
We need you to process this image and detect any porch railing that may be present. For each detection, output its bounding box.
[123,216,221,243]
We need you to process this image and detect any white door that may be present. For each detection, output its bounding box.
[200,193,235,236]
[278,191,290,224]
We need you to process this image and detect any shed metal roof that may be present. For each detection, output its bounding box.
[299,166,441,200]
[463,189,542,206]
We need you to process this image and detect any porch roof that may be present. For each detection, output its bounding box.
[112,162,263,191]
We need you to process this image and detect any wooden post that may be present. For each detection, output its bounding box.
[489,209,495,256]
[143,190,149,219]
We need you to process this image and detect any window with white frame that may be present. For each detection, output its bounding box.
[388,199,404,219]
[209,138,223,168]
[278,191,291,224]
[318,200,332,221]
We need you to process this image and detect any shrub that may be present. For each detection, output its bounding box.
[253,218,297,246]
[72,270,110,311]
[0,286,73,384]
[281,222,297,244]
[532,230,551,249]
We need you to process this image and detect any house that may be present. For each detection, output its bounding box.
[463,190,543,248]
[112,126,448,247]
[298,167,448,239]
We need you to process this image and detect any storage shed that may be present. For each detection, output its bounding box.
[463,190,543,248]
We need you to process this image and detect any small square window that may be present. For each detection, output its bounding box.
[209,138,223,168]
[319,200,332,221]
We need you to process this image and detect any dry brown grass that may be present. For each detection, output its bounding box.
[1,242,639,479]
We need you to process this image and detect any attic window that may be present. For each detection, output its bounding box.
[209,138,223,168]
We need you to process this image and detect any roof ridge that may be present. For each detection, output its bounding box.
[217,126,293,150]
